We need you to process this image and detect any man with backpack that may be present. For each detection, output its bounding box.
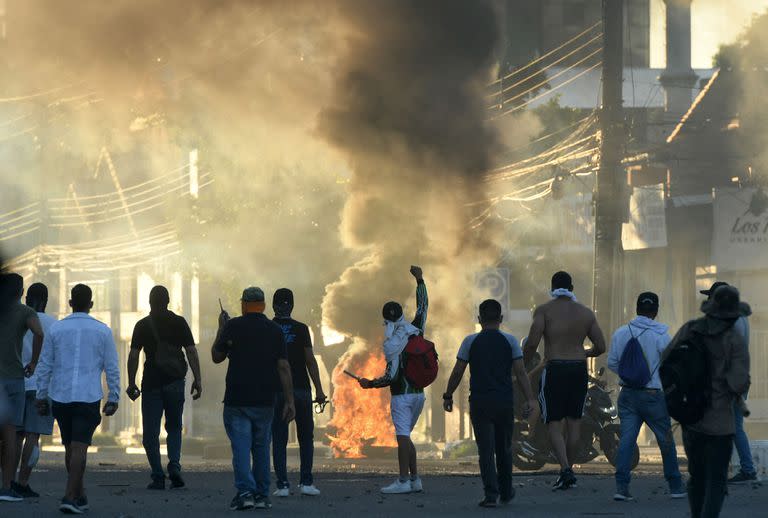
[127,286,203,490]
[607,292,685,501]
[661,285,750,518]
[443,299,537,508]
[358,266,429,495]
[700,282,757,484]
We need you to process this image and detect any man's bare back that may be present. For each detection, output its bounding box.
[524,297,606,363]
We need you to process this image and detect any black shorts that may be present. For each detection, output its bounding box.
[52,401,102,445]
[538,360,588,423]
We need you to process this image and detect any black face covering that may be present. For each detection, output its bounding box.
[274,303,293,319]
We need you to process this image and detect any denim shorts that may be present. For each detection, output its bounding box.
[0,378,26,427]
[22,391,54,435]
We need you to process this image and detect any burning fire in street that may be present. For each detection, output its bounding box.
[328,345,397,458]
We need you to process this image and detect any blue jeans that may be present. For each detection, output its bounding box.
[142,379,185,479]
[223,405,274,496]
[733,398,755,475]
[272,389,314,488]
[615,388,683,492]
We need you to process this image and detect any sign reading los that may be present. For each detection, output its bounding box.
[713,188,768,271]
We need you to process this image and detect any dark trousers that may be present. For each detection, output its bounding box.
[272,389,314,488]
[142,379,185,479]
[682,427,734,518]
[470,400,515,501]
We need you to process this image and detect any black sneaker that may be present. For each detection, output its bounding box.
[169,471,185,489]
[499,486,516,505]
[0,487,23,502]
[564,468,577,488]
[59,498,84,514]
[478,497,497,508]
[229,492,255,511]
[552,469,577,491]
[11,481,39,498]
[613,489,635,501]
[728,471,757,484]
[147,477,165,490]
[254,495,273,509]
[77,496,89,510]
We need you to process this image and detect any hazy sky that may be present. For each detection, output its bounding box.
[650,0,768,68]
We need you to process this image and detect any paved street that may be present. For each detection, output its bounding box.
[1,455,765,517]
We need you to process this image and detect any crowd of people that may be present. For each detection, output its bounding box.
[0,267,755,518]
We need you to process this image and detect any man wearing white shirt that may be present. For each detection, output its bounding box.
[35,284,120,515]
[607,292,685,502]
[13,283,57,499]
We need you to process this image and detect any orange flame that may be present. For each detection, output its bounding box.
[328,351,397,458]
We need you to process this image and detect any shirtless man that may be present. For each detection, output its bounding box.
[523,271,606,490]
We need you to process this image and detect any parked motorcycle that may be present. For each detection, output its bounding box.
[512,366,639,471]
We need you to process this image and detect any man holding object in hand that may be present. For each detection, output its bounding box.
[444,299,537,508]
[212,287,295,511]
[35,284,121,515]
[126,285,203,490]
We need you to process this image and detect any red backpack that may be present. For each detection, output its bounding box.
[403,335,439,389]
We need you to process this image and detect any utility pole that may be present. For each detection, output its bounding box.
[592,0,625,347]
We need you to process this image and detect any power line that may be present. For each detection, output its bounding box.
[489,62,602,121]
[489,34,603,106]
[492,47,602,110]
[488,21,602,87]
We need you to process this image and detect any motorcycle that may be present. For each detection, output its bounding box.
[512,366,639,471]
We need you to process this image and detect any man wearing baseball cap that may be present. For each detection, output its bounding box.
[607,292,685,501]
[700,282,756,484]
[212,287,295,511]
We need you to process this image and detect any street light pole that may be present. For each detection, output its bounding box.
[592,0,625,344]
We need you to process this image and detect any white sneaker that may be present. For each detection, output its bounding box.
[410,478,423,493]
[300,485,321,496]
[273,487,290,498]
[381,479,413,494]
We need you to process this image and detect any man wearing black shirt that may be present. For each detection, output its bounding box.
[212,287,295,511]
[271,288,326,498]
[127,286,202,490]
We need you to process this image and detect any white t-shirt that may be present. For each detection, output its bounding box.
[23,312,57,391]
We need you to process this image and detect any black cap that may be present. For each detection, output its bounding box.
[636,292,659,311]
[700,281,728,298]
[273,288,294,307]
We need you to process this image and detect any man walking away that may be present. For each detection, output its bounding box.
[212,287,295,511]
[607,292,685,501]
[14,283,57,498]
[0,273,44,503]
[127,285,203,490]
[358,266,428,495]
[271,288,326,497]
[665,285,750,518]
[443,299,537,508]
[700,282,757,484]
[523,271,606,491]
[35,284,120,515]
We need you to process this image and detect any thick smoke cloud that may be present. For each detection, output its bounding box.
[319,0,501,351]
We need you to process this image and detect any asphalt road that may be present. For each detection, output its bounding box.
[0,456,765,517]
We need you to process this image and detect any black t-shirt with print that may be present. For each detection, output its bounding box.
[215,313,287,407]
[273,317,313,392]
[130,310,195,390]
